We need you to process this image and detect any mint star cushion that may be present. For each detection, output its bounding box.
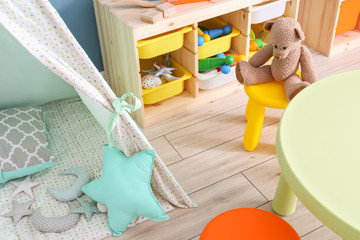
[82,146,169,236]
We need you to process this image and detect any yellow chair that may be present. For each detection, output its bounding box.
[243,81,289,151]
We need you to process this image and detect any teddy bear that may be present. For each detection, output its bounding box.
[236,17,317,100]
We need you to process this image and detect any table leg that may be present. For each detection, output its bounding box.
[272,175,298,216]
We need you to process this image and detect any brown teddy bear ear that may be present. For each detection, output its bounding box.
[295,26,305,41]
[264,20,275,31]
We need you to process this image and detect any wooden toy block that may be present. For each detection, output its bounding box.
[156,2,177,18]
[141,9,164,24]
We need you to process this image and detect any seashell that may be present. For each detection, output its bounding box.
[141,74,162,89]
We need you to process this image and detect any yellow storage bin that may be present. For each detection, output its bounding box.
[137,26,193,59]
[141,56,192,104]
[198,18,240,59]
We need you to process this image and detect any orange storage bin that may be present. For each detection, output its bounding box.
[335,0,360,35]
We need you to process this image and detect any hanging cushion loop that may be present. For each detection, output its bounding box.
[106,93,141,147]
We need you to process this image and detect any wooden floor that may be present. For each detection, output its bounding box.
[109,46,360,240]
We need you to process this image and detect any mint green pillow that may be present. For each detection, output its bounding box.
[82,146,169,236]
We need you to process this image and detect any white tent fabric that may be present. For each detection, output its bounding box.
[0,0,195,235]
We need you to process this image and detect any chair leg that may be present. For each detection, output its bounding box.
[245,98,254,121]
[243,99,265,151]
[272,175,298,216]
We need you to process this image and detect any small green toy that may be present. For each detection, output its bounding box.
[199,55,234,74]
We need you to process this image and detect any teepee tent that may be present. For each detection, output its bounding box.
[0,0,195,238]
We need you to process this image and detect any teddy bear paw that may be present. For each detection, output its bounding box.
[288,81,310,100]
[236,61,253,85]
[235,61,246,84]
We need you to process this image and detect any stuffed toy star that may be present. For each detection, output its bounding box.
[71,198,100,221]
[10,176,40,198]
[2,199,34,224]
[142,53,180,81]
[82,146,169,236]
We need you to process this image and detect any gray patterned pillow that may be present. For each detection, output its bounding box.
[0,106,56,183]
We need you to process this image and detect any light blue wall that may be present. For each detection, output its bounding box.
[0,0,104,110]
[0,25,78,110]
[49,0,104,71]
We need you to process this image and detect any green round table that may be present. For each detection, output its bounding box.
[272,70,360,240]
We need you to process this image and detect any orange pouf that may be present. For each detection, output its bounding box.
[200,208,300,240]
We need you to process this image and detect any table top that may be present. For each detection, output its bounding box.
[277,70,360,239]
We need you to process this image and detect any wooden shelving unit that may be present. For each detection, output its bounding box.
[298,0,360,57]
[94,0,299,127]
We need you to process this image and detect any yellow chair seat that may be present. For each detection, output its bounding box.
[244,81,289,109]
[243,81,291,151]
[243,72,300,151]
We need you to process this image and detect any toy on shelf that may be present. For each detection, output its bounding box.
[249,29,266,52]
[142,62,179,80]
[199,54,234,74]
[236,17,318,100]
[226,53,246,66]
[197,53,245,90]
[142,74,163,89]
[197,18,240,59]
[250,40,260,51]
[201,25,232,39]
[124,0,212,23]
[252,24,271,43]
[141,53,180,89]
[197,27,210,46]
[197,25,232,46]
[141,56,192,104]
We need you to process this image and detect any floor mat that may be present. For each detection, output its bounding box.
[0,97,172,240]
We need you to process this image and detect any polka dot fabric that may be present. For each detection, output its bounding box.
[0,229,18,240]
[0,0,196,237]
[0,1,195,209]
[0,0,115,111]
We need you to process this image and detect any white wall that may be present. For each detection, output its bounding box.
[0,25,78,110]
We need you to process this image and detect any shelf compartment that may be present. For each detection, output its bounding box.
[137,26,193,59]
[198,65,237,90]
[335,0,360,35]
[198,18,240,59]
[140,56,192,105]
[299,0,360,57]
[331,29,360,56]
[251,0,289,24]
